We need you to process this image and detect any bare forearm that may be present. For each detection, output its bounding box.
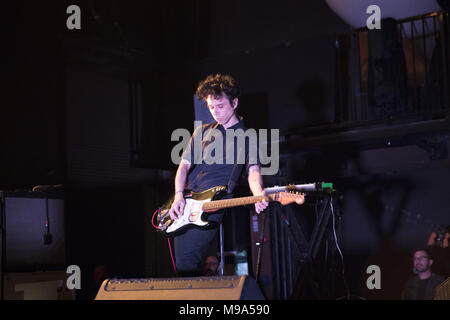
[248,165,264,196]
[169,160,190,219]
[175,160,190,194]
[248,165,268,214]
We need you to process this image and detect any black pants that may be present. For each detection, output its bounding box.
[174,226,219,276]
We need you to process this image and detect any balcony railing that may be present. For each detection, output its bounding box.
[335,11,450,123]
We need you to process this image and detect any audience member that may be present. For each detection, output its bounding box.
[401,248,445,299]
[204,255,220,276]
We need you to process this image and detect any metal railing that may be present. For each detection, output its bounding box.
[335,11,450,123]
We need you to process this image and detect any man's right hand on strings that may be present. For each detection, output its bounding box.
[169,192,186,220]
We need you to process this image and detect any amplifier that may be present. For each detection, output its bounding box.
[95,275,265,300]
[3,271,75,300]
[0,191,66,271]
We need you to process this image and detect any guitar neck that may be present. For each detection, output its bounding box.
[202,195,269,211]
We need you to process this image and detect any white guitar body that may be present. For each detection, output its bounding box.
[165,198,212,235]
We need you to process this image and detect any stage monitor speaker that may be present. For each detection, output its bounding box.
[95,275,265,300]
[1,191,66,271]
[435,277,450,300]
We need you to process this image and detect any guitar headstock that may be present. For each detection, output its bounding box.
[269,191,305,206]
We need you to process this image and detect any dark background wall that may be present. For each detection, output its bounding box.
[2,0,450,300]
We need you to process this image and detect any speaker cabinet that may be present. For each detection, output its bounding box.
[1,191,66,271]
[3,271,75,300]
[95,276,265,300]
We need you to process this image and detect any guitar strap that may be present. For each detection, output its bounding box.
[226,117,246,195]
[227,149,244,195]
[201,121,220,150]
[202,120,245,195]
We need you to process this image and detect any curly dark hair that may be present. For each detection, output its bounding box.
[195,74,240,105]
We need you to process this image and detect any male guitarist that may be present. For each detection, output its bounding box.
[168,74,269,276]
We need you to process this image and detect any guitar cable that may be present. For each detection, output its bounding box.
[330,195,350,299]
[167,237,177,275]
[152,208,177,275]
[151,208,161,230]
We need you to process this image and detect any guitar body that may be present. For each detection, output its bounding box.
[156,186,228,237]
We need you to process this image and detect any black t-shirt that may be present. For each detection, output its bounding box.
[401,273,445,300]
[182,119,261,195]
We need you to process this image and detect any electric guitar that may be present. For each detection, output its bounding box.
[153,185,305,237]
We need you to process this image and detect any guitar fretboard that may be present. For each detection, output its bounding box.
[202,195,270,211]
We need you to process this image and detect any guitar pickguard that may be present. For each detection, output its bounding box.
[164,198,211,235]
